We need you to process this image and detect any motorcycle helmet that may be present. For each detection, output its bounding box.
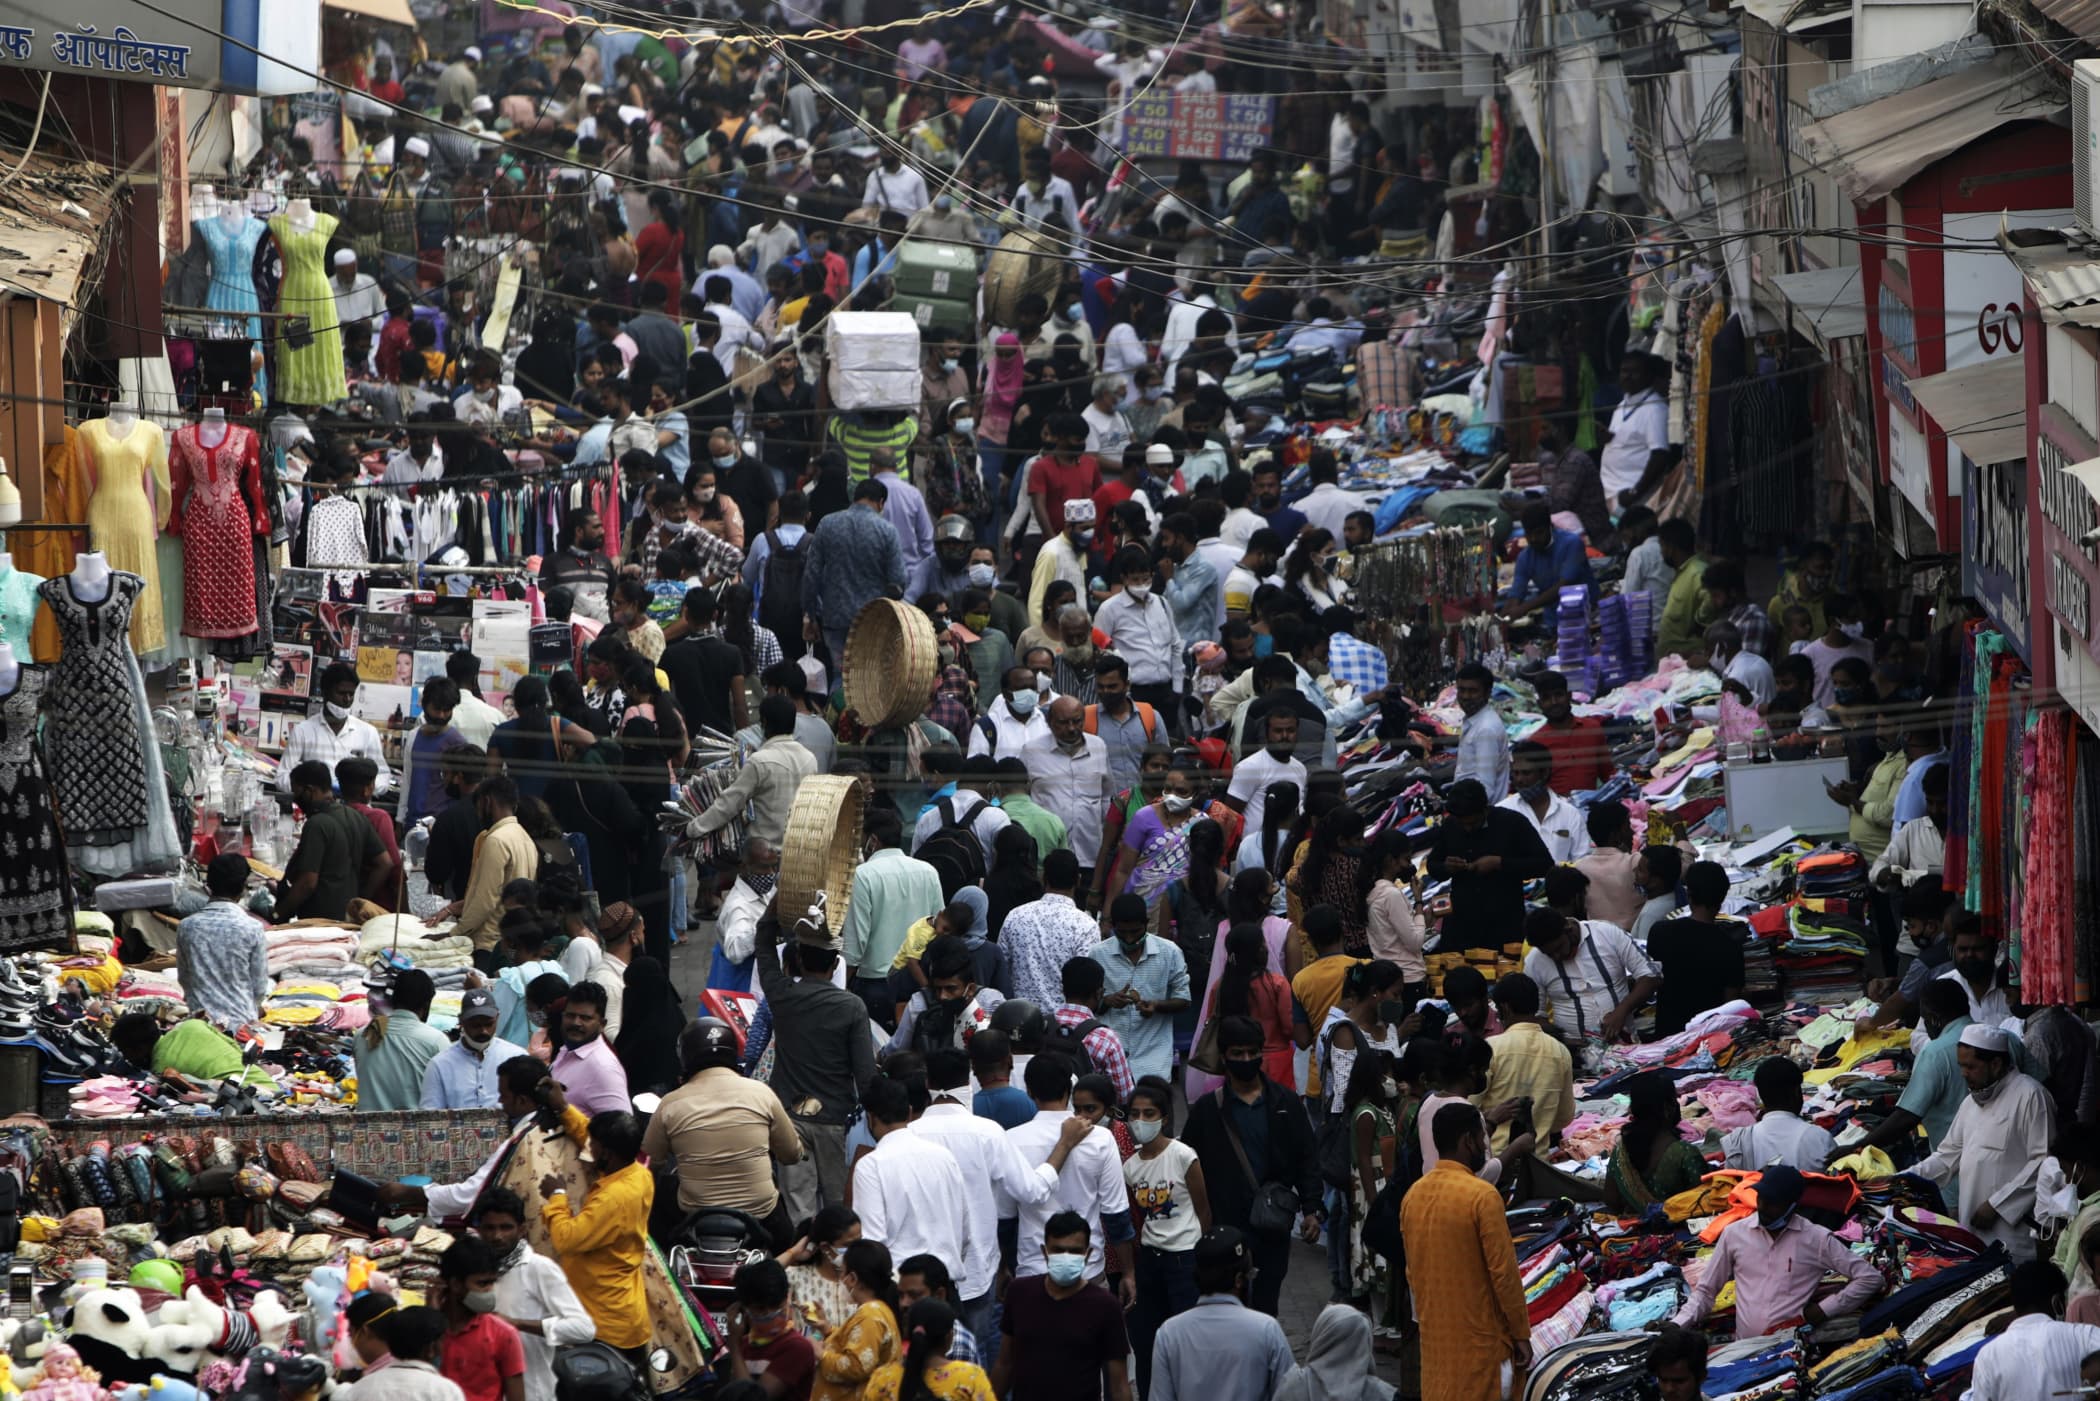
[988,998,1045,1053]
[681,1017,742,1075]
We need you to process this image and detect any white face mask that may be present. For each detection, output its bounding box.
[953,418,976,436]
[1125,584,1151,602]
[1163,792,1194,813]
[325,701,353,721]
[940,358,960,372]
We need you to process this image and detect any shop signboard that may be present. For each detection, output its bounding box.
[1942,210,2070,372]
[1960,453,2031,660]
[0,0,318,95]
[1116,93,1276,163]
[2035,406,2100,668]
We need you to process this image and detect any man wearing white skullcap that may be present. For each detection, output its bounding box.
[1027,496,1096,626]
[437,46,480,112]
[1913,1019,2056,1261]
[330,247,383,342]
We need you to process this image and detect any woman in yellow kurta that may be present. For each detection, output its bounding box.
[810,1240,901,1401]
[864,1298,994,1401]
[77,415,171,654]
[538,1099,655,1351]
[1400,1112,1532,1401]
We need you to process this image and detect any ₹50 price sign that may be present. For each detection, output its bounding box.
[1118,92,1277,162]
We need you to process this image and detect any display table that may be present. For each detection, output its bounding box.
[38,1107,509,1182]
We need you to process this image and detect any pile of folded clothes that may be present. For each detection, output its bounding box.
[1702,1333,1802,1401]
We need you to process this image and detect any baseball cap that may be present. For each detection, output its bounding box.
[1193,1226,1249,1275]
[460,988,497,1022]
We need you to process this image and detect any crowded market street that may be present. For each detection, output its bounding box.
[3,0,2100,1399]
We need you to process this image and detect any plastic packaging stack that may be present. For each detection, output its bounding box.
[826,311,922,410]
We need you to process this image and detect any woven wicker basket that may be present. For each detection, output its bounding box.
[779,775,866,944]
[981,229,1063,330]
[844,598,938,729]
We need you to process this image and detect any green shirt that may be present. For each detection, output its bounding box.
[153,1019,273,1085]
[284,801,385,921]
[999,793,1069,862]
[840,847,947,979]
[1850,749,1908,861]
[1655,554,1712,661]
[353,1009,451,1111]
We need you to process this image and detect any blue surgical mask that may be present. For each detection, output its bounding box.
[712,452,737,470]
[1065,303,1083,323]
[1253,634,1275,659]
[967,562,997,588]
[1045,1253,1087,1286]
[1008,689,1039,717]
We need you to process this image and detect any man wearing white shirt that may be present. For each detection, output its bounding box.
[1704,620,1774,709]
[1496,742,1592,863]
[703,275,758,379]
[851,1075,979,1285]
[1965,1262,2100,1401]
[446,651,507,749]
[1719,1057,1837,1171]
[1296,455,1371,539]
[1161,284,1235,378]
[1452,663,1510,803]
[472,1187,599,1401]
[1004,1055,1136,1285]
[1012,148,1082,236]
[915,1046,1093,1350]
[1093,553,1184,722]
[278,662,394,795]
[1600,353,1672,505]
[969,671,1052,760]
[331,249,384,337]
[1522,907,1660,1053]
[863,151,930,214]
[1224,718,1309,836]
[1023,705,1111,872]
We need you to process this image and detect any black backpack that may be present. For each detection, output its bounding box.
[759,528,809,644]
[918,798,989,899]
[552,1341,649,1401]
[1038,1013,1107,1077]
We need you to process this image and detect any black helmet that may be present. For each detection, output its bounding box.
[988,998,1045,1053]
[680,1018,742,1076]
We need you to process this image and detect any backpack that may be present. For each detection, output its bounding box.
[1039,1013,1107,1077]
[1083,701,1159,739]
[918,797,989,900]
[758,529,808,644]
[552,1341,650,1401]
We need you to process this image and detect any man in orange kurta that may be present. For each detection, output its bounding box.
[1400,1102,1532,1401]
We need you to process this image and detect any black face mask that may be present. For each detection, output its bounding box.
[1957,956,1994,983]
[1225,1057,1262,1082]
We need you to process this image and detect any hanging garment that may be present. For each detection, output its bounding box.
[0,565,43,659]
[270,211,349,405]
[20,429,83,663]
[38,572,181,875]
[196,213,269,401]
[77,417,171,655]
[0,664,71,951]
[169,423,268,640]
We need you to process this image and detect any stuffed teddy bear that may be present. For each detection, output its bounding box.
[298,1269,344,1354]
[144,1287,294,1376]
[61,1291,155,1389]
[108,1380,201,1401]
[0,1319,52,1393]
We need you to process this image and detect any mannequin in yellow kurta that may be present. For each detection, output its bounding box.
[77,415,172,655]
[23,427,86,661]
[1401,1131,1532,1401]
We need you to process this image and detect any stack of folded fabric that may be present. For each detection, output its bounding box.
[1701,1333,1801,1401]
[1593,1263,1684,1331]
[1521,1331,1656,1399]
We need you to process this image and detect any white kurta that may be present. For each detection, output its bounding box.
[1914,1071,2055,1261]
[1966,1313,2100,1401]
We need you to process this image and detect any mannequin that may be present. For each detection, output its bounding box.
[198,406,228,448]
[106,400,137,435]
[167,407,265,643]
[270,202,349,404]
[70,551,111,603]
[285,197,316,234]
[0,641,20,697]
[193,184,219,222]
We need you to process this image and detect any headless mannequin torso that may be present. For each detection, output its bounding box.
[70,551,111,604]
[197,406,228,450]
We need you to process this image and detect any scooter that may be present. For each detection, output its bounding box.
[667,1206,775,1315]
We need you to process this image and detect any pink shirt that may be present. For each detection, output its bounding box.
[550,1035,632,1117]
[1672,1214,1881,1338]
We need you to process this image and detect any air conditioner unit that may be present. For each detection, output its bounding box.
[2074,59,2100,241]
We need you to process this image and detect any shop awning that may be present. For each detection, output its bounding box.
[1767,265,1865,344]
[0,152,117,339]
[1797,59,2064,203]
[1905,357,2028,465]
[324,0,418,26]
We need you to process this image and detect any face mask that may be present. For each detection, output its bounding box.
[1008,689,1039,717]
[1841,620,1866,640]
[1253,634,1275,659]
[1126,584,1151,602]
[325,701,353,722]
[1519,781,1550,803]
[747,869,779,897]
[934,195,954,212]
[697,488,718,503]
[940,358,960,372]
[1129,1118,1163,1144]
[462,1289,499,1315]
[1163,793,1194,813]
[1833,686,1862,705]
[712,452,737,469]
[462,1032,493,1052]
[476,386,497,401]
[1761,1208,1796,1236]
[1065,303,1083,322]
[1225,1056,1262,1082]
[1970,1070,2010,1106]
[1073,529,1095,547]
[1142,386,1165,402]
[1957,955,1994,983]
[954,418,976,436]
[1045,1253,1087,1286]
[965,611,991,631]
[967,563,997,588]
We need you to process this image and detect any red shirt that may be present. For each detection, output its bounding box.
[1090,479,1135,524]
[439,1313,525,1401]
[376,315,415,382]
[634,221,686,306]
[369,79,404,105]
[1533,716,1614,795]
[1031,452,1104,532]
[349,802,402,911]
[743,1326,817,1401]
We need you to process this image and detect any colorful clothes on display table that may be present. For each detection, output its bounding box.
[0,664,71,950]
[77,417,170,655]
[168,422,268,640]
[270,211,349,406]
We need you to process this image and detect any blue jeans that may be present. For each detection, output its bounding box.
[1132,1246,1198,1397]
[962,1290,1000,1371]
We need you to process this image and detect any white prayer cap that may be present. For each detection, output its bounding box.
[471,94,494,113]
[1064,498,1096,524]
[618,104,647,127]
[332,248,357,267]
[707,244,736,268]
[403,136,431,158]
[1959,1024,2012,1055]
[463,45,483,61]
[1146,443,1174,466]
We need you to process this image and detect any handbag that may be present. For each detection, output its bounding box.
[1214,1089,1298,1237]
[1188,1016,1224,1076]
